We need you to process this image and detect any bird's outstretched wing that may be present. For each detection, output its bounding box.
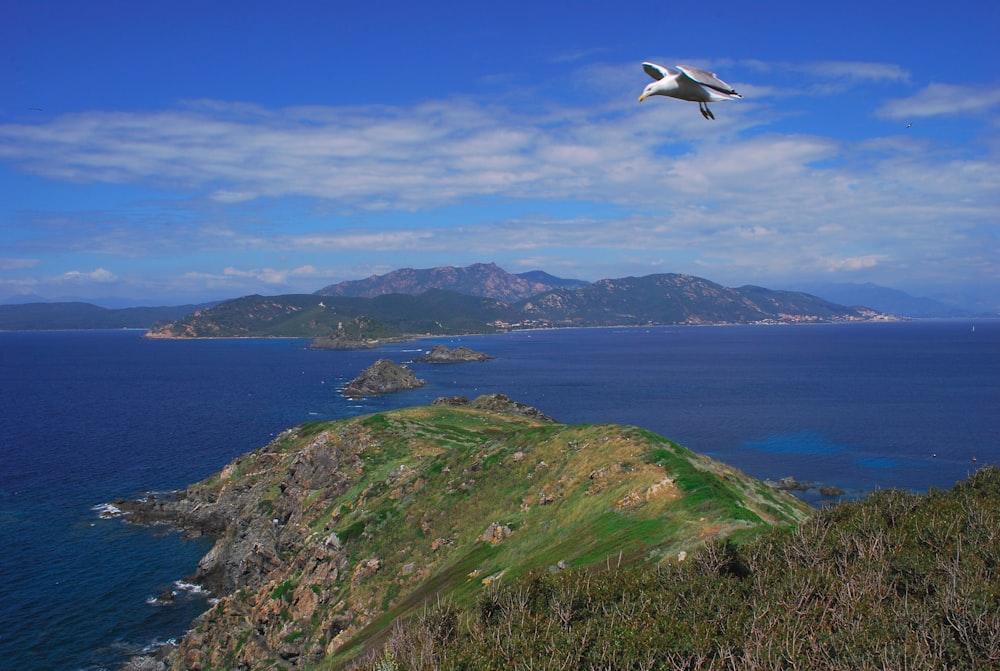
[642,62,675,81]
[676,65,740,97]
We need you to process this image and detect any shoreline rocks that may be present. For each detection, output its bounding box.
[769,476,846,498]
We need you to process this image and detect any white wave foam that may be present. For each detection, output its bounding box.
[92,502,125,519]
[141,637,177,654]
[174,580,210,595]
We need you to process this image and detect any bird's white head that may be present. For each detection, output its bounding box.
[638,82,658,102]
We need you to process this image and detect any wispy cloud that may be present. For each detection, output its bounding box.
[222,264,333,284]
[59,268,118,283]
[738,59,911,98]
[0,257,40,271]
[877,83,1000,119]
[798,61,910,84]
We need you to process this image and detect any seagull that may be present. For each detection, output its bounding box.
[638,62,742,120]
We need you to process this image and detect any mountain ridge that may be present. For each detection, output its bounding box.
[147,269,891,340]
[315,262,588,302]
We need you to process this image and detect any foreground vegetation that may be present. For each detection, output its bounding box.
[353,466,1000,671]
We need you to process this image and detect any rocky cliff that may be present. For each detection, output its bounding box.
[116,395,811,670]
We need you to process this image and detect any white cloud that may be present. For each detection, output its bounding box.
[0,96,739,209]
[59,268,118,283]
[823,254,889,272]
[221,265,334,285]
[877,83,1000,119]
[282,230,434,252]
[739,59,911,98]
[210,190,258,203]
[798,61,910,84]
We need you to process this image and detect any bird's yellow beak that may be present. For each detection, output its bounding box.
[638,93,647,102]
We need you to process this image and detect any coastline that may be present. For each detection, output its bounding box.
[141,312,911,345]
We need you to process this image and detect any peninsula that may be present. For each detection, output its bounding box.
[114,395,810,669]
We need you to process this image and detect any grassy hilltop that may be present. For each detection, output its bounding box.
[120,395,810,670]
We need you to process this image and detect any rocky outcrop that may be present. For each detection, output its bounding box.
[431,393,557,422]
[412,344,493,363]
[769,476,846,498]
[115,421,370,669]
[342,359,426,397]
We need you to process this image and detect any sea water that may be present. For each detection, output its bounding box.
[1,321,997,670]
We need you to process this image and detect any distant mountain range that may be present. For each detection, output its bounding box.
[146,267,887,339]
[0,301,217,331]
[9,263,984,333]
[790,282,978,318]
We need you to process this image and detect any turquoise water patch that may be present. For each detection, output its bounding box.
[743,431,850,456]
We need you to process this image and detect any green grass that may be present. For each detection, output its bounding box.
[271,579,295,602]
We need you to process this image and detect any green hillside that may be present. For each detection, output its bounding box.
[354,466,1000,671]
[147,291,510,339]
[117,395,810,670]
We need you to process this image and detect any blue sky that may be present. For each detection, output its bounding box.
[1,1,998,308]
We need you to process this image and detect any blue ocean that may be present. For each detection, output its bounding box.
[1,321,998,670]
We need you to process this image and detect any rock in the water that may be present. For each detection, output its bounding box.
[413,344,493,363]
[342,359,426,398]
[771,476,812,491]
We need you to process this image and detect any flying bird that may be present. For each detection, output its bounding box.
[638,62,742,120]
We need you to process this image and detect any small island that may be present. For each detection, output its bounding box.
[342,359,426,398]
[412,344,493,363]
[310,333,380,350]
